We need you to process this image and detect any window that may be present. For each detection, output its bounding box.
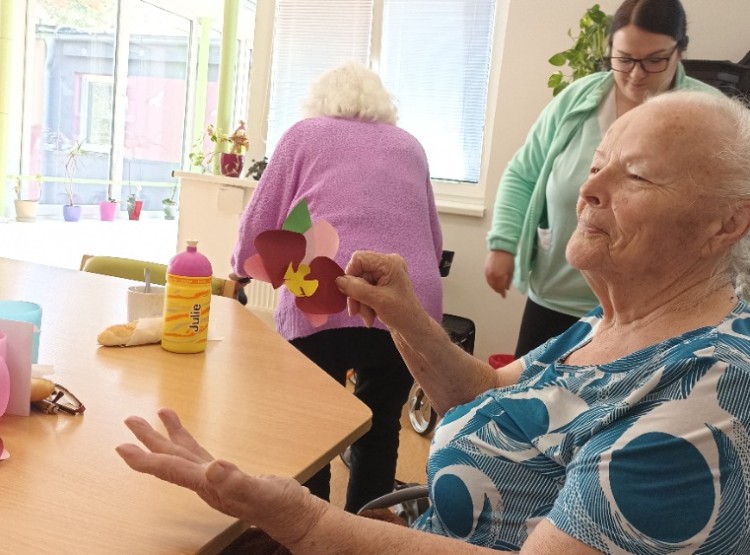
[380,0,495,183]
[80,75,114,151]
[266,0,495,186]
[16,0,256,210]
[267,0,373,150]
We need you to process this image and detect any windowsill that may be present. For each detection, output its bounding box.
[435,197,485,218]
[171,170,258,189]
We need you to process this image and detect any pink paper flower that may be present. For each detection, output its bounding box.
[243,204,347,326]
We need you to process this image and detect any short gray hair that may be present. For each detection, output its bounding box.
[301,61,398,125]
[648,90,750,298]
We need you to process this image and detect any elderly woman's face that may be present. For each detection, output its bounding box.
[566,100,722,282]
[610,25,681,107]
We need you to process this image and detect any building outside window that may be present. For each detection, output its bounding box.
[79,75,114,151]
[15,0,254,213]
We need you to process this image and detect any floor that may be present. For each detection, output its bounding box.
[0,211,433,509]
[330,383,432,509]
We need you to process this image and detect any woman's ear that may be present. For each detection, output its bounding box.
[705,201,750,256]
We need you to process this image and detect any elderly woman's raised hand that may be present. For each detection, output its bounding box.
[336,251,429,331]
[115,409,327,548]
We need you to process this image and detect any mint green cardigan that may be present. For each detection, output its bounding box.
[487,65,718,295]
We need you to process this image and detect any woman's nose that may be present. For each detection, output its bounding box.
[628,61,649,79]
[579,173,606,207]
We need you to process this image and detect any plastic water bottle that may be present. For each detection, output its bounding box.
[161,241,213,354]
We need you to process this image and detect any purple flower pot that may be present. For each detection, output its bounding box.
[63,204,82,222]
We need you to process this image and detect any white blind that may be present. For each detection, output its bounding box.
[380,0,495,183]
[267,0,373,151]
[267,0,495,184]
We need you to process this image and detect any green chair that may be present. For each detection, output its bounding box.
[79,255,238,298]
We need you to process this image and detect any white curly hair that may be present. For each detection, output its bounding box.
[301,61,398,125]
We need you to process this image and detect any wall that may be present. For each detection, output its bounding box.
[442,0,749,363]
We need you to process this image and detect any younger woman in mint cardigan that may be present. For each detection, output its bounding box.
[485,0,718,357]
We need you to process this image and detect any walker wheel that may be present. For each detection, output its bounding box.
[408,382,437,435]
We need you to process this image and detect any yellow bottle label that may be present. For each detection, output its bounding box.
[161,274,212,354]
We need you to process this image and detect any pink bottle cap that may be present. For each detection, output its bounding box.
[168,240,213,277]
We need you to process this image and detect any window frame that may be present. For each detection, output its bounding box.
[78,74,115,153]
[246,0,505,218]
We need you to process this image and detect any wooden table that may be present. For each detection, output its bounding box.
[0,258,371,554]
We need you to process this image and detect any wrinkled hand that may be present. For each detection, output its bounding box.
[484,250,515,298]
[115,409,326,548]
[336,251,426,331]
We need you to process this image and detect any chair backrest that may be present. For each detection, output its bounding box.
[80,255,237,298]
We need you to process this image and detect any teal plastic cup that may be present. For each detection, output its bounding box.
[0,300,42,363]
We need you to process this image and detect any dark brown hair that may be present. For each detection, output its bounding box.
[609,0,689,53]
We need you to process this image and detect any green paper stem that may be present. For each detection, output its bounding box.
[282,199,313,233]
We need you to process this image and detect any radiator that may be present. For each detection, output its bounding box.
[244,280,279,312]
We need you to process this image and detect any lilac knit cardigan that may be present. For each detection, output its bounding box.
[231,116,443,341]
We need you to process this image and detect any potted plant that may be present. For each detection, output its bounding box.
[62,138,86,222]
[188,138,211,173]
[162,185,177,220]
[206,121,249,177]
[245,157,268,181]
[126,191,143,221]
[99,196,118,221]
[547,4,612,96]
[13,177,41,222]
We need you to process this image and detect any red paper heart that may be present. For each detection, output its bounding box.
[254,230,307,288]
[295,257,347,315]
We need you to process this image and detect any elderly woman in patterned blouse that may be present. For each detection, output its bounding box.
[117,90,750,554]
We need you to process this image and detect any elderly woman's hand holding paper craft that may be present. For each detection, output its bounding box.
[118,91,750,554]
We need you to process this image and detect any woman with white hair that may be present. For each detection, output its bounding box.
[229,61,443,514]
[119,90,750,554]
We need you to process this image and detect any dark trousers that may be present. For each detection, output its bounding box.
[514,298,580,358]
[290,327,413,513]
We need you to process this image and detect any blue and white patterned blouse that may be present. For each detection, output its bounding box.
[413,300,750,554]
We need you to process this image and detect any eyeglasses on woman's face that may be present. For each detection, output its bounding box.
[606,46,678,74]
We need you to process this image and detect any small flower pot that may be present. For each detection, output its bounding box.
[220,153,244,177]
[163,203,176,220]
[128,200,144,221]
[99,201,118,221]
[63,204,82,222]
[14,200,38,222]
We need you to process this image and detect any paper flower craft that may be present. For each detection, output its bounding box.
[243,199,347,327]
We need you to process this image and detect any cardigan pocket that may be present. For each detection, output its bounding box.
[536,226,552,251]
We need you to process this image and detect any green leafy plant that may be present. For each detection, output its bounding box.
[162,185,177,220]
[126,183,142,214]
[547,4,612,96]
[162,184,177,206]
[188,137,210,173]
[245,157,268,181]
